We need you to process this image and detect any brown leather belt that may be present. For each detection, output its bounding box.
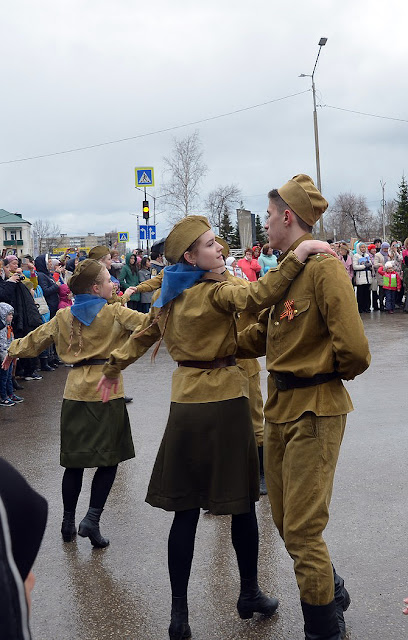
[72,358,108,368]
[273,371,339,391]
[177,356,236,369]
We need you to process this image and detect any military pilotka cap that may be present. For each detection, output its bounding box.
[88,245,110,261]
[215,236,230,259]
[165,215,211,263]
[278,174,328,226]
[69,259,104,294]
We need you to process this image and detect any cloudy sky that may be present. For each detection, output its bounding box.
[1,0,408,247]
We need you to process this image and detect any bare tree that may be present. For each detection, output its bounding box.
[324,193,380,240]
[33,219,62,254]
[205,184,242,231]
[162,131,207,221]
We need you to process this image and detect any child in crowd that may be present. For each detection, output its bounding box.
[58,284,73,310]
[378,261,401,314]
[0,303,23,406]
[402,256,408,313]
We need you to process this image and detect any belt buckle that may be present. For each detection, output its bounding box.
[274,373,288,391]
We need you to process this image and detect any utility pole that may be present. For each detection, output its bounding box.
[299,37,328,239]
[380,179,386,240]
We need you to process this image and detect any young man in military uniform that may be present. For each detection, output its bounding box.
[237,174,371,640]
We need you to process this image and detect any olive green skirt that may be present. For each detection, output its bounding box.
[60,399,135,468]
[146,397,259,515]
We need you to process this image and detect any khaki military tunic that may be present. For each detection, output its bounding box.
[237,234,371,422]
[9,303,148,401]
[237,233,371,606]
[103,251,305,405]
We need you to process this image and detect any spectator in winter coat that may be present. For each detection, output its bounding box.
[338,243,353,282]
[374,246,386,311]
[35,255,60,318]
[150,246,165,277]
[353,242,373,313]
[378,261,402,313]
[237,249,261,282]
[119,254,140,311]
[58,284,73,310]
[258,244,278,276]
[367,244,380,311]
[402,255,408,313]
[0,303,23,406]
[137,257,153,312]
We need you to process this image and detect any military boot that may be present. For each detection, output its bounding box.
[333,566,350,639]
[301,600,341,640]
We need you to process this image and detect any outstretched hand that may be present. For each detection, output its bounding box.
[403,598,408,615]
[97,375,119,403]
[1,355,14,370]
[126,286,139,295]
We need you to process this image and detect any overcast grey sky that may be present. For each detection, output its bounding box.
[1,0,408,247]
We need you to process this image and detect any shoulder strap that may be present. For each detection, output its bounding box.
[199,272,228,283]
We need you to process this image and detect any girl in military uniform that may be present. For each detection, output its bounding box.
[2,259,147,548]
[98,216,332,640]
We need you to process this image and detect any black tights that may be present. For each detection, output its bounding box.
[168,503,258,597]
[62,465,118,512]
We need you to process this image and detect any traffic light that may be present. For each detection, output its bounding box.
[143,200,149,220]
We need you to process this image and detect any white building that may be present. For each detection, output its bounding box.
[0,210,33,258]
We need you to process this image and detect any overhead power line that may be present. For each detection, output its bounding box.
[0,90,310,165]
[321,104,408,124]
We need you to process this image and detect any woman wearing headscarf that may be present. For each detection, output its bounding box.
[98,215,333,640]
[0,457,48,639]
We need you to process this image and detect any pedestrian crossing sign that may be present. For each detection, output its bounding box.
[118,232,129,243]
[135,167,155,187]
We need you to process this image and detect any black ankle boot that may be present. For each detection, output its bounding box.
[258,446,267,495]
[61,510,77,542]
[237,576,279,619]
[78,507,109,548]
[333,567,350,639]
[301,600,341,640]
[169,596,191,640]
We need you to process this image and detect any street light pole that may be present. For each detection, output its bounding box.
[380,179,386,240]
[300,37,327,239]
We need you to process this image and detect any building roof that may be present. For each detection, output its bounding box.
[0,210,31,225]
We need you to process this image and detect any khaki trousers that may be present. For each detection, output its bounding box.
[248,372,264,446]
[264,412,346,605]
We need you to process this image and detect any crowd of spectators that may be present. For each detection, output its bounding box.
[226,237,408,316]
[0,243,165,407]
[1,234,403,406]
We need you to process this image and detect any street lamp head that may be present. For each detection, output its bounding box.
[299,73,307,77]
[318,37,328,46]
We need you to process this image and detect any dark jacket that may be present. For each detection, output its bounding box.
[35,255,60,318]
[0,457,48,640]
[0,279,42,338]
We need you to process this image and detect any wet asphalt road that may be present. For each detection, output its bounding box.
[1,311,408,639]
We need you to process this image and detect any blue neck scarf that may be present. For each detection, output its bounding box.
[153,264,206,308]
[70,294,107,326]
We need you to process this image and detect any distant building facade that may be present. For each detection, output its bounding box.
[42,232,127,256]
[0,210,33,258]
